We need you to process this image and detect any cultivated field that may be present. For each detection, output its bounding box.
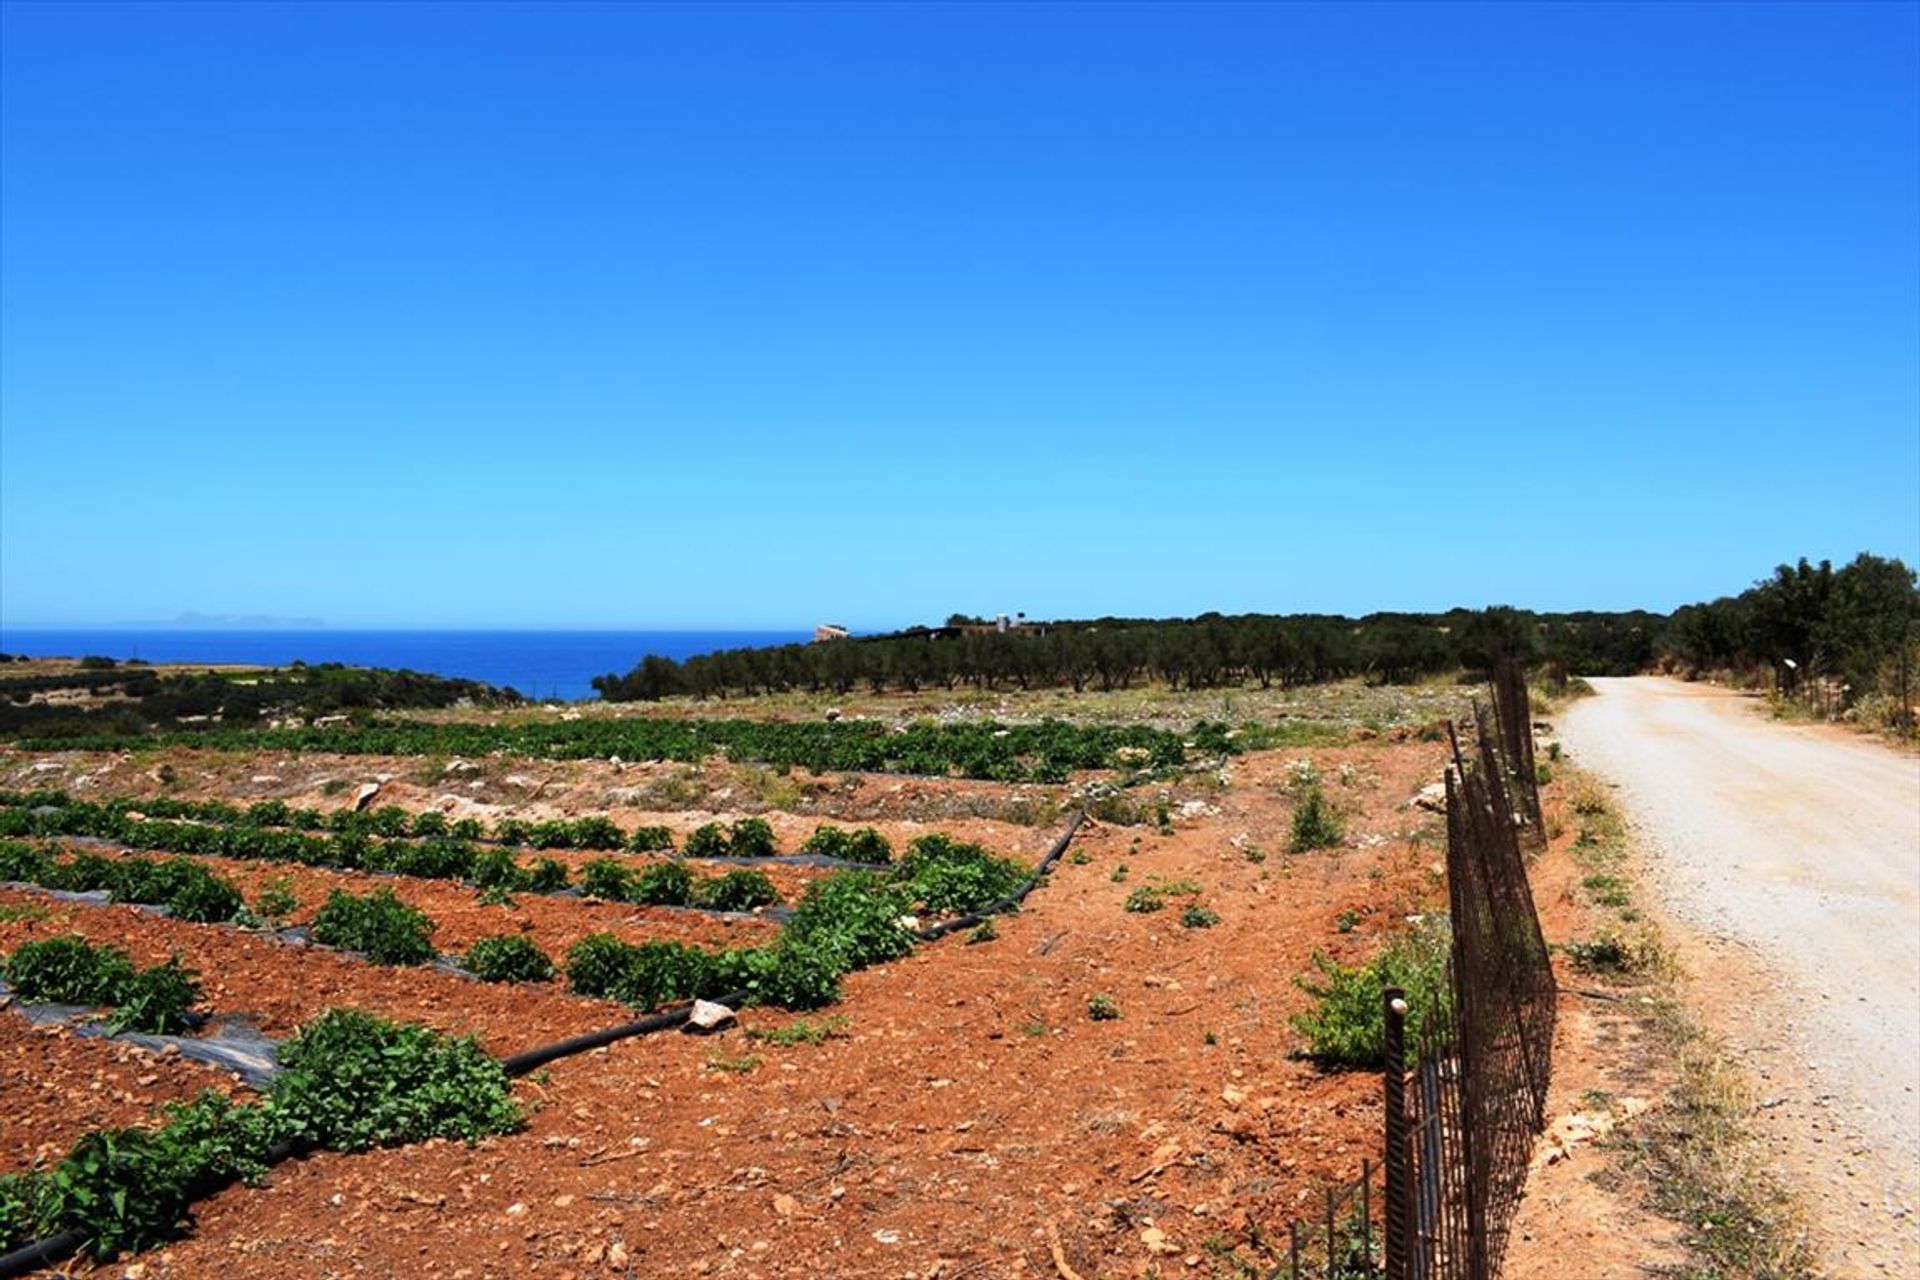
[0,672,1471,1278]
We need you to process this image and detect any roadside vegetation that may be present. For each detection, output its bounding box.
[1551,770,1815,1278]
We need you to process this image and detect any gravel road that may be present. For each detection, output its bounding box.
[1561,677,1919,1273]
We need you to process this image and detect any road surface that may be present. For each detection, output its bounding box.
[1560,677,1920,1274]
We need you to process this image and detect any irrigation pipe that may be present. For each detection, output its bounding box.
[915,809,1084,942]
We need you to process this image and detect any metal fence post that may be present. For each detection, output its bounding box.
[1383,985,1410,1280]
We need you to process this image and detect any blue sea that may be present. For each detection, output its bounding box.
[0,630,812,702]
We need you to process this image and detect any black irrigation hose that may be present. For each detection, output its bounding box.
[497,987,751,1077]
[0,1228,85,1278]
[915,809,1085,942]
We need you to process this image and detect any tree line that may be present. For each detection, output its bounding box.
[593,607,1667,701]
[1662,552,1917,717]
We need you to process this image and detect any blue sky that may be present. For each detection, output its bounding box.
[2,1,1915,629]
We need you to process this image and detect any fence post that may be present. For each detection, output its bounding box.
[1383,985,1410,1280]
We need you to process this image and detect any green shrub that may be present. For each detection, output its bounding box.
[683,822,730,857]
[528,820,576,850]
[1290,923,1452,1068]
[409,811,450,838]
[785,871,913,970]
[524,856,570,892]
[578,858,634,901]
[108,957,202,1034]
[896,834,1025,915]
[693,868,779,911]
[630,861,694,906]
[1088,993,1121,1021]
[1179,904,1221,929]
[729,817,777,857]
[470,845,528,892]
[464,935,555,984]
[2,937,199,1033]
[626,824,673,853]
[563,932,639,999]
[1124,886,1165,913]
[800,825,850,858]
[1289,782,1345,852]
[572,817,625,850]
[561,933,717,1010]
[309,888,436,965]
[4,935,138,1006]
[0,838,56,884]
[19,1091,275,1260]
[269,1008,521,1152]
[712,940,843,1010]
[252,877,298,922]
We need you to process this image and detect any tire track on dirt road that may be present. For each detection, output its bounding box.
[1560,677,1919,1276]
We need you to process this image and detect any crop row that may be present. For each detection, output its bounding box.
[10,715,1224,781]
[0,789,896,861]
[0,804,804,907]
[0,1007,520,1260]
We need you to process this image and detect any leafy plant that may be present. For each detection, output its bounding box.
[627,824,673,853]
[683,822,730,857]
[693,868,779,912]
[464,935,555,984]
[269,1008,521,1152]
[896,833,1025,916]
[1124,886,1166,913]
[728,817,777,857]
[108,956,202,1034]
[1289,781,1344,852]
[253,877,299,922]
[1291,922,1452,1068]
[1179,904,1220,929]
[630,861,694,906]
[578,858,634,901]
[309,887,436,965]
[1088,993,1121,1021]
[4,935,138,1006]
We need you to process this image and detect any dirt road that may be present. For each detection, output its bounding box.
[1561,677,1920,1274]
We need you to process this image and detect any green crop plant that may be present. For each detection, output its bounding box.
[309,888,436,965]
[464,935,555,984]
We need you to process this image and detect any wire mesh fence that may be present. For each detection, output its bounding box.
[1275,666,1555,1280]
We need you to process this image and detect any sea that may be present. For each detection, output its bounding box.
[0,629,813,703]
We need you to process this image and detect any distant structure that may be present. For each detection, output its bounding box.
[882,613,1048,642]
[812,623,850,643]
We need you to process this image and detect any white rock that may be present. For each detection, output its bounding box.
[686,1000,737,1032]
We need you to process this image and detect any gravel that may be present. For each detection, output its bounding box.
[1562,676,1920,1273]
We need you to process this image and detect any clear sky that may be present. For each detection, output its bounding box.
[2,1,1915,629]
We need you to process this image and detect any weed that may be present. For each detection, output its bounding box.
[252,877,298,922]
[1087,993,1122,1021]
[1289,781,1345,852]
[966,918,999,944]
[1124,886,1166,913]
[1291,921,1451,1068]
[1111,864,1130,883]
[1179,904,1220,929]
[1068,850,1092,866]
[1582,873,1631,908]
[1335,908,1360,934]
[744,1014,851,1046]
[705,1051,762,1074]
[0,903,47,924]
